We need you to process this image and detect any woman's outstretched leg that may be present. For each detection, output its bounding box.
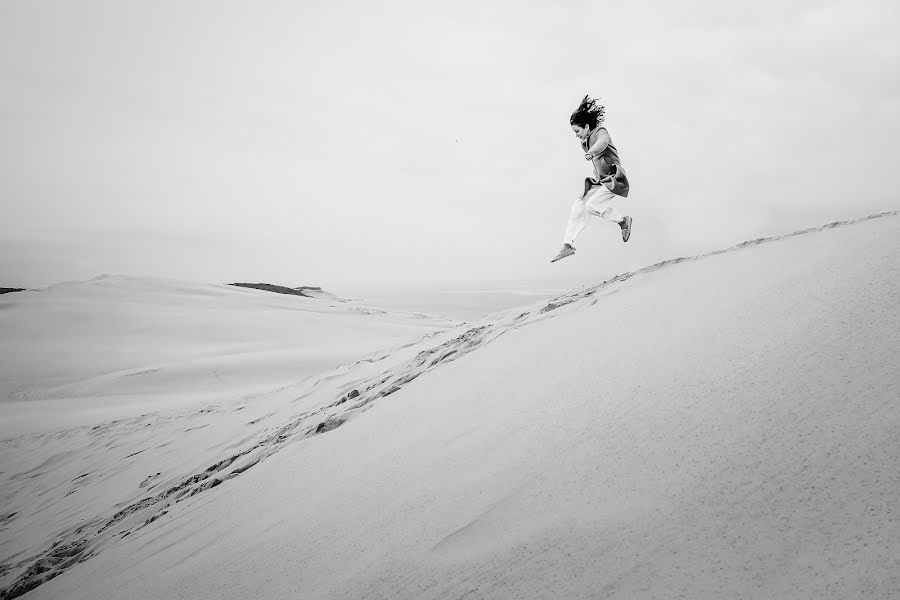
[551,198,588,262]
[564,198,589,246]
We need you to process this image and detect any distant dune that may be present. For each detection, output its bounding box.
[0,274,453,428]
[1,212,898,600]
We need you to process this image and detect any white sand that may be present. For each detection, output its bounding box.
[3,212,899,599]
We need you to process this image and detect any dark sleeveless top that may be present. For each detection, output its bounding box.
[581,126,629,198]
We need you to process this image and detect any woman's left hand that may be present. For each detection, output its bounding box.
[584,153,594,161]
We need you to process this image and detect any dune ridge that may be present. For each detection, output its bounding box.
[1,210,897,599]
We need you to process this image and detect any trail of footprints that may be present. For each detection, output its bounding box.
[1,211,895,599]
[0,324,505,599]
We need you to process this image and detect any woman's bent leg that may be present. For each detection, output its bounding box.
[584,186,625,223]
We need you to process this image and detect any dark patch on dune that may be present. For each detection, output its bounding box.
[0,288,27,295]
[144,509,168,526]
[139,473,161,488]
[0,539,91,600]
[229,282,328,297]
[314,418,346,434]
[335,389,360,405]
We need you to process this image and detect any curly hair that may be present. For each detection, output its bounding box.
[569,94,606,129]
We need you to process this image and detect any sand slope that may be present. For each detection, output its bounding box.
[4,212,900,599]
[0,277,455,598]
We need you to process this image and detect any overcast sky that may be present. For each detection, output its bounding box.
[1,0,898,291]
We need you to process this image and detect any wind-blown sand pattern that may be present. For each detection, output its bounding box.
[1,211,898,599]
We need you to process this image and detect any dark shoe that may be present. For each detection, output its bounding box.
[550,244,575,263]
[620,216,632,242]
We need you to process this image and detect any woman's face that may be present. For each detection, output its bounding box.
[572,124,590,140]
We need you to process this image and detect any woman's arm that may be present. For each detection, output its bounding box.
[584,128,611,159]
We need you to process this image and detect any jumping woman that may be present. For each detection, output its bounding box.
[551,95,632,263]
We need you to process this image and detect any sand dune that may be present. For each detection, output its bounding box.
[0,275,454,432]
[2,212,898,599]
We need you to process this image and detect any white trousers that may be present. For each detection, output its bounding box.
[563,185,625,245]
